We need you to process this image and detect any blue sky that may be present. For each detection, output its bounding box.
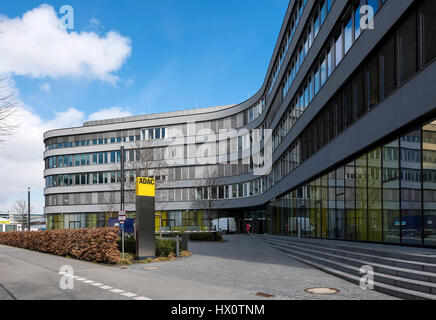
[5,0,288,120]
[0,0,289,214]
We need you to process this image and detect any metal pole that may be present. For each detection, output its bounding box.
[160,216,162,240]
[297,220,301,238]
[176,234,180,258]
[120,144,125,260]
[27,187,30,231]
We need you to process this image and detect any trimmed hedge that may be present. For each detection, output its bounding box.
[0,228,120,264]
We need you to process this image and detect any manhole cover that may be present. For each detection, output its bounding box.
[143,266,159,270]
[120,267,128,269]
[255,292,275,298]
[304,287,340,295]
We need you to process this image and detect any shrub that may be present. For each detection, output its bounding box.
[117,237,136,255]
[188,232,222,242]
[0,228,120,264]
[155,238,177,257]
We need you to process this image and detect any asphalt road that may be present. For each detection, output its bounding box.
[0,244,263,300]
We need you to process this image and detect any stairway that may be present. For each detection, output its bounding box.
[262,235,436,300]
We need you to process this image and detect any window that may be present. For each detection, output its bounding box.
[314,13,320,38]
[335,31,343,67]
[334,94,344,135]
[320,0,327,25]
[355,3,362,40]
[365,54,379,109]
[397,12,417,85]
[320,55,327,86]
[379,35,396,99]
[314,66,320,94]
[327,45,333,77]
[343,82,354,127]
[344,13,353,53]
[353,69,365,118]
[419,0,436,65]
[367,0,379,16]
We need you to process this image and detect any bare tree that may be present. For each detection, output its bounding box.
[11,200,32,231]
[106,139,168,212]
[0,77,18,142]
[125,139,168,193]
[190,166,227,231]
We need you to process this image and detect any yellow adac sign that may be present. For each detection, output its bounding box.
[136,177,155,197]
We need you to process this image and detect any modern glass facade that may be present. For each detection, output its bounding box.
[268,116,436,247]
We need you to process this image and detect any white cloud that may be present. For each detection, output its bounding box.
[0,4,132,83]
[87,107,132,121]
[0,106,85,214]
[0,101,131,214]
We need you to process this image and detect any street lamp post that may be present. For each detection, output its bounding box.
[120,143,125,260]
[27,187,30,231]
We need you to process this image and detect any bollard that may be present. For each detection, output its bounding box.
[297,221,301,238]
[181,233,189,251]
[176,234,180,258]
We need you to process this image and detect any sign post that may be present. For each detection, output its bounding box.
[119,210,126,259]
[135,177,156,260]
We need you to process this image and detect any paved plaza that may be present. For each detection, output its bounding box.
[126,234,395,300]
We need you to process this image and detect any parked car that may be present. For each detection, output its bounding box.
[212,218,237,234]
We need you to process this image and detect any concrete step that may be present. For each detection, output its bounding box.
[266,238,436,274]
[267,240,436,283]
[270,243,436,295]
[262,235,436,264]
[261,236,436,300]
[281,248,436,300]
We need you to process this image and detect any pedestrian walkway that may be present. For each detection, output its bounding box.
[127,234,395,300]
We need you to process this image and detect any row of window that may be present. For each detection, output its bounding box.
[267,0,310,97]
[45,171,167,188]
[45,159,261,188]
[274,0,384,151]
[45,133,262,170]
[298,0,435,163]
[45,151,122,169]
[46,210,209,231]
[281,0,334,102]
[46,177,265,207]
[45,105,269,152]
[45,135,141,151]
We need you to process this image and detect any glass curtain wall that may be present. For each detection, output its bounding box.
[269,115,436,247]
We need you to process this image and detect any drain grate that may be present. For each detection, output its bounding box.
[255,292,275,298]
[304,287,340,295]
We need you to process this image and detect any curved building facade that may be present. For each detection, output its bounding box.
[44,0,436,246]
